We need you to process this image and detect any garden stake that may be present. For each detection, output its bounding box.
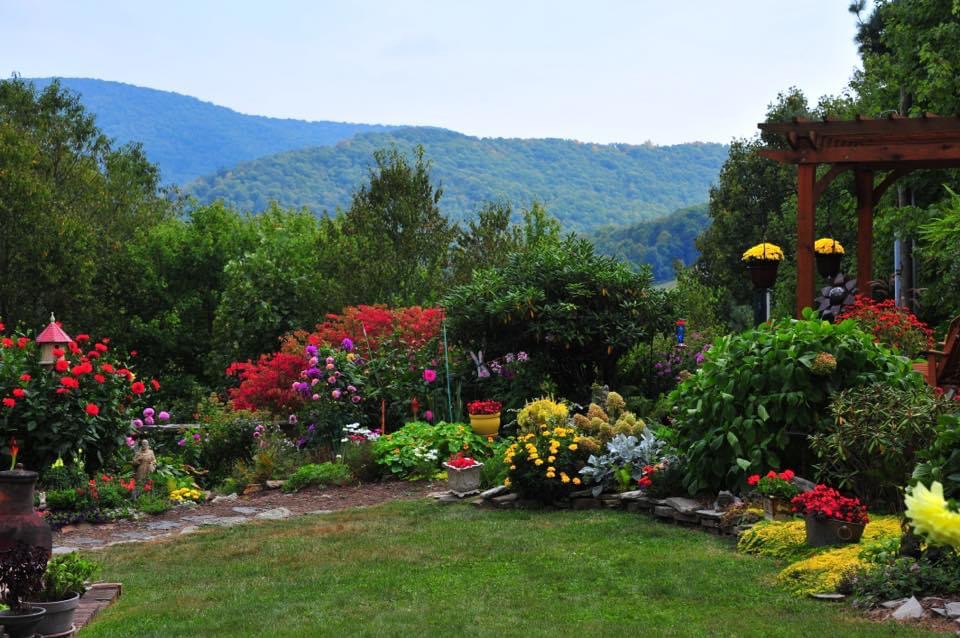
[443,320,453,423]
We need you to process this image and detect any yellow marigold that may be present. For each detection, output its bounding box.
[814,238,844,255]
[547,456,556,463]
[572,477,581,485]
[568,443,578,451]
[534,459,544,466]
[905,482,960,549]
[741,242,784,262]
[560,473,570,484]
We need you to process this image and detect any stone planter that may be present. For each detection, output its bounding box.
[804,515,865,548]
[443,462,484,497]
[28,591,81,636]
[745,260,780,289]
[761,496,793,522]
[468,412,500,437]
[815,252,843,280]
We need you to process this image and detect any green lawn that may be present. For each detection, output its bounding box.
[81,500,941,638]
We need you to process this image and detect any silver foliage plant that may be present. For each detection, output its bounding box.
[579,430,665,497]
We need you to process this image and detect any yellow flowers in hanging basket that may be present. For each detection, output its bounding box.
[814,238,845,255]
[741,242,784,262]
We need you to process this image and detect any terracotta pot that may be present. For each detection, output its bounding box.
[0,465,52,555]
[804,515,865,547]
[745,260,780,289]
[816,252,843,279]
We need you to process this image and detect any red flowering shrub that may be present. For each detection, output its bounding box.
[0,326,161,472]
[837,295,934,357]
[226,352,305,415]
[282,305,443,357]
[791,484,869,525]
[746,469,799,499]
[444,451,481,469]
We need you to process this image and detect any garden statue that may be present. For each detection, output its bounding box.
[132,439,156,496]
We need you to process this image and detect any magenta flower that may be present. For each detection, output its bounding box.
[143,407,155,417]
[326,356,335,365]
[193,433,201,441]
[158,411,170,421]
[424,410,434,422]
[332,389,342,399]
[145,416,155,426]
[288,414,298,425]
[341,338,354,352]
[327,376,337,384]
[132,418,144,428]
[125,436,136,448]
[351,395,361,403]
[177,438,186,447]
[423,369,437,383]
[312,393,320,401]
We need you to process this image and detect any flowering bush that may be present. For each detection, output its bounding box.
[504,426,588,502]
[516,397,569,434]
[748,469,799,500]
[837,295,934,358]
[741,242,784,261]
[284,305,443,358]
[371,421,491,478]
[791,484,869,525]
[226,351,305,415]
[467,400,501,415]
[0,325,162,471]
[169,486,203,503]
[288,343,365,451]
[635,455,686,498]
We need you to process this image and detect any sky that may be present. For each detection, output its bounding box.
[1,1,865,145]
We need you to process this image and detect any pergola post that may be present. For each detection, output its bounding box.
[796,164,816,317]
[855,169,874,294]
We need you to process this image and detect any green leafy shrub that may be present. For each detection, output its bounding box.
[283,463,353,492]
[45,489,80,511]
[671,312,923,493]
[843,555,960,607]
[810,383,945,509]
[479,438,514,488]
[194,399,262,485]
[135,493,172,515]
[341,441,383,483]
[34,553,100,601]
[39,465,87,491]
[912,411,960,502]
[372,421,491,478]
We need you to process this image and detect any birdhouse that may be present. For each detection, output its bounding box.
[36,313,72,366]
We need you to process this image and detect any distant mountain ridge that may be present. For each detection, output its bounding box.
[185,127,726,232]
[27,77,398,184]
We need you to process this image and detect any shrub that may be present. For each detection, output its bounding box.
[516,398,569,435]
[372,421,491,478]
[639,455,687,498]
[341,440,383,482]
[0,327,163,471]
[479,437,514,488]
[810,383,945,508]
[837,295,934,358]
[194,400,263,485]
[579,431,664,496]
[135,493,172,515]
[571,390,645,446]
[671,312,923,493]
[39,464,87,491]
[504,426,588,502]
[283,462,354,492]
[912,411,960,501]
[843,555,960,607]
[226,352,306,415]
[36,552,99,601]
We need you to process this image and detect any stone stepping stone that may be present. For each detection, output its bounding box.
[53,546,79,554]
[67,536,104,546]
[145,520,182,531]
[231,506,260,515]
[200,516,250,527]
[254,507,293,520]
[181,514,218,523]
[305,509,333,515]
[112,531,156,541]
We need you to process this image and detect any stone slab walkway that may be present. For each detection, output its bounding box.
[54,480,437,553]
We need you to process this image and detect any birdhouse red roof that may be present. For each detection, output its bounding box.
[36,316,72,344]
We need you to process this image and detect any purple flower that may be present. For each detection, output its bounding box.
[288,414,298,425]
[193,433,201,441]
[504,353,515,363]
[347,385,357,393]
[517,351,529,362]
[341,338,354,352]
[143,407,155,417]
[306,367,320,377]
[326,356,335,365]
[158,411,170,421]
[307,424,316,432]
[424,410,434,422]
[132,418,144,428]
[306,345,318,356]
[296,437,306,448]
[351,395,361,403]
[177,438,186,447]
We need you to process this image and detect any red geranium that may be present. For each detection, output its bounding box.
[467,400,502,415]
[12,388,24,398]
[85,403,100,417]
[2,397,15,408]
[445,451,481,469]
[54,359,69,373]
[130,381,146,395]
[791,484,868,525]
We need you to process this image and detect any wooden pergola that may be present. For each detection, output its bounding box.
[758,115,960,317]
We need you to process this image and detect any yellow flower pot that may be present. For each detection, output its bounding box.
[468,412,501,436]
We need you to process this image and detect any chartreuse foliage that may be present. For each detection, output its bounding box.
[80,501,937,637]
[671,311,924,494]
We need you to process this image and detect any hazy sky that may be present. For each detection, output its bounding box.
[2,1,865,145]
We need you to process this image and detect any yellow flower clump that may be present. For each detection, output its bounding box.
[741,242,784,262]
[814,238,844,254]
[905,482,960,549]
[516,398,569,434]
[170,486,203,503]
[777,544,865,595]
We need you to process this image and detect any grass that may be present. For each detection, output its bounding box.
[80,500,942,638]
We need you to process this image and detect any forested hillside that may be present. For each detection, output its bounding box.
[186,127,727,231]
[590,204,709,281]
[26,77,396,184]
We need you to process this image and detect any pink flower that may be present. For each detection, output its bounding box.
[328,376,337,384]
[132,418,144,428]
[423,369,437,383]
[143,407,155,417]
[177,438,186,447]
[424,410,434,422]
[125,436,136,448]
[332,389,342,399]
[312,394,320,401]
[158,411,170,421]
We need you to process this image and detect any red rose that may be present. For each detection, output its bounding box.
[131,381,146,395]
[1,338,12,348]
[12,388,24,398]
[52,347,64,357]
[54,359,69,372]
[100,363,115,374]
[76,334,90,342]
[2,397,15,408]
[17,337,28,348]
[85,403,100,417]
[94,374,106,384]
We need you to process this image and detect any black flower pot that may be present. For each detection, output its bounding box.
[815,253,843,280]
[804,515,865,547]
[746,260,780,289]
[0,606,47,638]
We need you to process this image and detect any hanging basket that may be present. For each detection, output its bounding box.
[746,260,780,289]
[815,253,843,280]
